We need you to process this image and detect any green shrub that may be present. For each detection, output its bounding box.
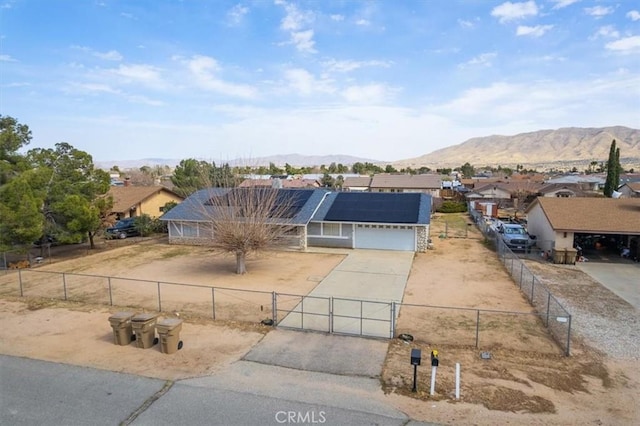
[437,201,467,213]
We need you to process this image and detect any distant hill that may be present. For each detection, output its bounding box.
[97,154,379,170]
[394,126,640,170]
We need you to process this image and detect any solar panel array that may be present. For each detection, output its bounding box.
[204,188,314,219]
[323,192,420,223]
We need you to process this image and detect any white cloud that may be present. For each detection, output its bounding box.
[283,68,334,95]
[279,1,314,31]
[322,59,392,73]
[289,30,316,53]
[227,4,248,26]
[330,14,344,21]
[186,55,256,98]
[516,24,553,37]
[355,19,370,26]
[341,84,394,104]
[0,54,17,62]
[491,1,538,23]
[591,25,620,39]
[459,52,497,69]
[584,6,614,18]
[605,36,640,53]
[111,64,163,87]
[549,0,580,10]
[627,10,640,21]
[439,75,640,132]
[70,83,121,95]
[276,1,317,54]
[94,50,123,61]
[457,19,476,29]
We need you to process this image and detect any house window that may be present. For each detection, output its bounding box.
[182,223,198,237]
[323,223,341,236]
[308,222,321,235]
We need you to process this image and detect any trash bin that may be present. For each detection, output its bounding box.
[108,311,135,346]
[131,313,159,349]
[552,249,565,264]
[156,318,184,355]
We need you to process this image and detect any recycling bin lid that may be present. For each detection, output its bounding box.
[132,313,158,322]
[157,318,183,327]
[109,311,135,321]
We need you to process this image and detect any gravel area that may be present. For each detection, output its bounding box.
[522,260,640,361]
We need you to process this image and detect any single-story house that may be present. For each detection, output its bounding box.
[525,197,640,255]
[617,182,640,198]
[369,174,442,198]
[160,188,432,252]
[238,178,321,189]
[343,176,372,192]
[108,186,184,219]
[537,183,588,198]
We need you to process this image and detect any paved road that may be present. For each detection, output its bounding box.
[0,355,435,426]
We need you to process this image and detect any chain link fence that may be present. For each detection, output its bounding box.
[469,208,572,355]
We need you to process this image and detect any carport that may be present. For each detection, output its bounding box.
[525,198,640,262]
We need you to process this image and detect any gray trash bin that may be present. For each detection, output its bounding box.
[131,313,159,349]
[156,318,184,354]
[108,311,135,346]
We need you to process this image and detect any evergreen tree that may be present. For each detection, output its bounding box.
[603,139,620,197]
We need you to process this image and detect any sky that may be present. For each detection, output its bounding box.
[1,0,639,163]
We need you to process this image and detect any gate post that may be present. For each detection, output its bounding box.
[18,268,23,297]
[157,282,162,312]
[390,302,396,339]
[108,277,113,306]
[272,291,277,325]
[62,273,67,300]
[329,297,334,334]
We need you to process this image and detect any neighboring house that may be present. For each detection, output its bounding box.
[537,183,588,198]
[160,188,432,252]
[544,174,605,192]
[108,186,184,219]
[465,181,543,209]
[369,174,442,197]
[343,176,372,192]
[238,178,321,189]
[524,197,640,253]
[617,182,640,198]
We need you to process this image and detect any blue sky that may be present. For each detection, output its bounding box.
[1,0,639,163]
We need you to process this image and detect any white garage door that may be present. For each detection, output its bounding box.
[354,224,415,251]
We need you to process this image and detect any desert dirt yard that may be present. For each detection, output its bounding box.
[0,215,638,425]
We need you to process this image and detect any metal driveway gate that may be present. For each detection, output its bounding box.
[275,293,395,338]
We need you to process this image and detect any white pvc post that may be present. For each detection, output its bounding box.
[455,363,461,400]
[430,365,437,395]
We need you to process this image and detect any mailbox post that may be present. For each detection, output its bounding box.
[410,349,421,393]
[430,349,439,395]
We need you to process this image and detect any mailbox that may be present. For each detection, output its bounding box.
[411,348,422,366]
[431,349,439,367]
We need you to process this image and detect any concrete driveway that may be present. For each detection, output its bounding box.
[577,262,640,310]
[278,250,415,337]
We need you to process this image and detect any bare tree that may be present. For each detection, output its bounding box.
[198,186,300,274]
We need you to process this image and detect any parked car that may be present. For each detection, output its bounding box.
[497,222,536,251]
[105,218,140,239]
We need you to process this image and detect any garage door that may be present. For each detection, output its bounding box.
[354,224,415,251]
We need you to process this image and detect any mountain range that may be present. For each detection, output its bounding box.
[393,126,640,170]
[99,126,640,171]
